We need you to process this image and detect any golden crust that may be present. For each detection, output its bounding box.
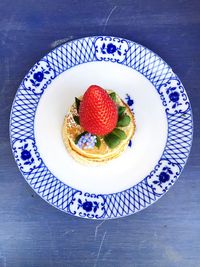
[62,92,136,165]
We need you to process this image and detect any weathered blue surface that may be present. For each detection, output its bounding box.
[0,0,200,266]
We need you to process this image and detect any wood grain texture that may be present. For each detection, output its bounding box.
[0,0,200,266]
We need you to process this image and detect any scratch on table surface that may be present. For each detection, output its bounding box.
[50,36,74,48]
[94,220,105,240]
[103,6,117,32]
[153,239,183,263]
[93,231,107,267]
[63,229,75,236]
[164,245,183,263]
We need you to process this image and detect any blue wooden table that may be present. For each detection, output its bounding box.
[0,1,200,266]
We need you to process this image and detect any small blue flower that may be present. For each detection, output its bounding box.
[82,201,93,212]
[77,133,97,149]
[159,172,170,183]
[21,150,31,160]
[106,43,117,54]
[169,92,179,103]
[82,138,87,143]
[33,71,44,82]
[78,198,99,213]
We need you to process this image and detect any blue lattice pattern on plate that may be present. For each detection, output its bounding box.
[26,163,78,210]
[10,85,39,141]
[10,36,193,219]
[104,180,156,218]
[163,112,193,167]
[45,37,96,76]
[125,41,175,89]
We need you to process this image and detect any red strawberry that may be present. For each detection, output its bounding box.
[79,85,118,136]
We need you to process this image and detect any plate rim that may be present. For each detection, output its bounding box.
[9,35,193,220]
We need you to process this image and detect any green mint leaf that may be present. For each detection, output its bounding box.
[118,106,126,117]
[75,131,87,144]
[75,97,81,113]
[73,116,80,125]
[117,114,131,127]
[95,136,101,148]
[104,133,121,149]
[109,92,117,102]
[112,128,127,140]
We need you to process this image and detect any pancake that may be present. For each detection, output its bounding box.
[62,91,136,165]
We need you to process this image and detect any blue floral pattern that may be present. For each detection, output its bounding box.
[159,78,190,114]
[12,138,42,173]
[20,143,34,165]
[147,160,180,195]
[30,67,50,87]
[78,199,99,213]
[24,61,55,95]
[95,36,129,62]
[69,192,105,219]
[124,94,134,148]
[125,94,134,112]
[101,43,121,56]
[128,140,132,147]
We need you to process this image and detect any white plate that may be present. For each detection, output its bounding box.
[10,36,193,219]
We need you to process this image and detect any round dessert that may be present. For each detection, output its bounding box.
[62,85,136,164]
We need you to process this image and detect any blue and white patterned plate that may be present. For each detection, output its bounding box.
[10,36,193,219]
